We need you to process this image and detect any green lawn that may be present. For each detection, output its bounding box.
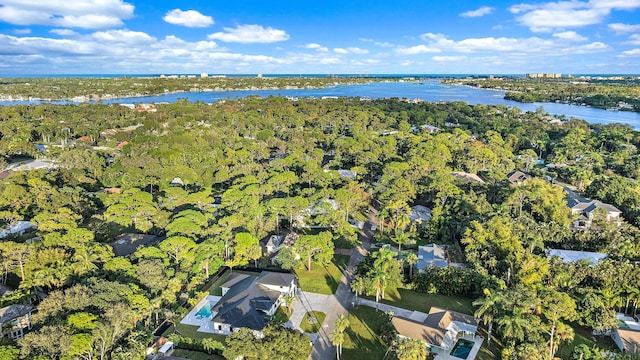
[374,287,475,315]
[163,323,227,342]
[171,349,225,360]
[342,306,389,360]
[300,311,326,333]
[475,327,504,360]
[295,254,350,295]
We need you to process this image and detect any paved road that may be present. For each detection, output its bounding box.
[308,208,376,360]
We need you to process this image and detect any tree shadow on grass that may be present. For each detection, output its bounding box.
[342,306,389,360]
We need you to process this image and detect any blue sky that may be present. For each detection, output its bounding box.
[0,0,639,74]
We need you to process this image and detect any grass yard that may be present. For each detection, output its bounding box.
[342,306,389,360]
[162,323,227,342]
[295,254,350,295]
[375,287,475,315]
[300,311,326,333]
[475,327,504,360]
[171,349,225,360]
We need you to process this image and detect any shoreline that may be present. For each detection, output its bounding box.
[446,82,640,114]
[0,79,390,103]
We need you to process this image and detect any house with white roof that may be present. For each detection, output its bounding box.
[0,221,36,239]
[392,307,478,355]
[408,205,432,224]
[546,249,607,264]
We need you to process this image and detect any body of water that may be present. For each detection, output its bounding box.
[3,81,640,128]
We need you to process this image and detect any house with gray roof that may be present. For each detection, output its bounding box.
[0,304,33,340]
[567,196,622,229]
[210,271,296,335]
[416,244,448,272]
[392,307,478,354]
[408,205,432,224]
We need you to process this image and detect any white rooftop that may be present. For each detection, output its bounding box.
[0,221,36,239]
[546,249,607,264]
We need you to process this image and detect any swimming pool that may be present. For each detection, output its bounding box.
[450,338,474,359]
[195,301,215,319]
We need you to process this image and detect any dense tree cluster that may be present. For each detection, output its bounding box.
[0,76,387,101]
[448,78,640,112]
[0,94,639,359]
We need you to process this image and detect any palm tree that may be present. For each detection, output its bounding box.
[335,314,350,332]
[329,328,345,360]
[281,292,296,315]
[498,309,528,344]
[350,276,366,298]
[473,288,502,346]
[405,252,418,279]
[330,314,350,360]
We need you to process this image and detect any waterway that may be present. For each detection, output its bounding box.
[3,81,640,129]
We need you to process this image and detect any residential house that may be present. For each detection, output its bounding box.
[0,304,34,340]
[158,341,175,357]
[263,235,284,255]
[408,205,432,224]
[210,271,296,335]
[612,314,640,355]
[324,169,357,180]
[416,244,448,272]
[450,172,485,184]
[110,233,161,257]
[546,249,607,264]
[507,171,531,185]
[567,196,622,229]
[0,221,36,239]
[392,307,478,355]
[170,177,184,187]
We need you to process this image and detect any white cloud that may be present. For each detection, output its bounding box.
[493,25,504,30]
[553,31,587,41]
[207,24,289,43]
[305,43,328,52]
[509,0,640,32]
[626,34,640,45]
[400,60,414,66]
[0,34,96,55]
[619,48,640,57]
[347,47,369,54]
[92,29,156,45]
[609,23,640,34]
[396,44,441,55]
[50,29,78,36]
[332,46,369,54]
[460,6,494,18]
[12,28,31,34]
[432,56,468,62]
[0,0,134,29]
[163,9,213,28]
[408,32,610,55]
[359,37,394,47]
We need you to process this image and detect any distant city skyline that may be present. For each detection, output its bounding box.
[0,0,639,74]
